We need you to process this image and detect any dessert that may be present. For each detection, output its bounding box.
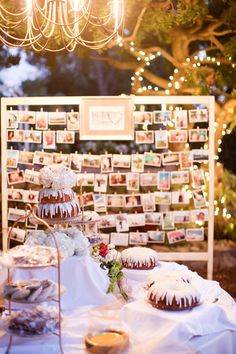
[147,281,200,310]
[121,247,158,270]
[146,269,192,289]
[37,164,80,220]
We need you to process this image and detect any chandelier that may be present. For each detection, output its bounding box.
[0,0,124,52]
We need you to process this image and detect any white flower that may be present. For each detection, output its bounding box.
[104,249,120,262]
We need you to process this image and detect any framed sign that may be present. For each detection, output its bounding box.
[80,96,134,140]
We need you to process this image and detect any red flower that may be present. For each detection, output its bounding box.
[99,243,109,257]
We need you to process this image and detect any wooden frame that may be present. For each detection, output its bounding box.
[80,96,134,140]
[1,95,214,280]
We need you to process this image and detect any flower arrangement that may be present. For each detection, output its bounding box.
[90,242,128,301]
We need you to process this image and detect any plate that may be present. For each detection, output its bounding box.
[85,328,129,354]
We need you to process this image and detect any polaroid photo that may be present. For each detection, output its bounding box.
[19,111,36,124]
[131,154,144,173]
[84,222,98,235]
[9,227,26,243]
[140,173,158,187]
[99,233,110,245]
[153,111,171,124]
[189,109,208,123]
[191,209,208,223]
[144,152,162,167]
[18,151,34,165]
[145,212,162,225]
[100,154,113,173]
[113,154,131,169]
[174,110,188,129]
[154,192,171,205]
[141,193,156,212]
[162,212,175,230]
[94,194,107,213]
[155,130,168,149]
[171,171,189,185]
[77,173,94,187]
[126,173,140,191]
[162,152,180,166]
[180,151,193,169]
[7,130,24,142]
[66,112,80,131]
[24,169,40,185]
[124,194,142,208]
[157,171,171,190]
[169,130,187,143]
[129,232,148,245]
[127,213,145,227]
[191,169,206,189]
[57,131,75,144]
[135,130,154,144]
[33,151,53,165]
[192,189,207,208]
[82,192,94,207]
[99,214,117,229]
[82,154,101,169]
[186,228,204,241]
[148,230,165,243]
[23,190,39,204]
[167,229,186,244]
[43,131,56,149]
[134,111,153,125]
[189,129,208,142]
[7,188,24,202]
[109,173,127,186]
[70,153,83,172]
[94,174,108,193]
[192,149,209,162]
[171,191,189,204]
[6,111,18,129]
[173,211,191,224]
[52,153,70,166]
[24,130,42,144]
[7,170,25,185]
[116,213,129,232]
[107,195,124,208]
[110,233,129,247]
[7,150,19,168]
[48,111,66,125]
[35,111,48,130]
[8,208,26,223]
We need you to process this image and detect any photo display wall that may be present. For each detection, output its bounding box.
[1,96,214,278]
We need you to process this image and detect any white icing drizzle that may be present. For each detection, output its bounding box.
[38,188,75,202]
[147,270,192,288]
[148,282,200,308]
[39,164,77,189]
[121,247,158,267]
[38,200,79,218]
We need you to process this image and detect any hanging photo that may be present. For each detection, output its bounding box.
[116,213,129,232]
[162,212,175,230]
[7,130,24,142]
[33,151,53,165]
[148,230,165,243]
[18,151,34,165]
[84,222,98,235]
[135,130,154,144]
[52,153,70,166]
[23,190,39,204]
[113,154,131,169]
[192,149,209,162]
[127,213,145,227]
[191,208,208,222]
[134,111,153,125]
[145,212,162,225]
[169,130,187,143]
[7,170,25,185]
[131,154,144,173]
[173,211,191,224]
[124,194,142,208]
[43,131,56,149]
[186,228,204,241]
[24,169,40,185]
[162,152,180,165]
[192,189,207,208]
[129,232,148,245]
[157,171,171,190]
[82,192,94,207]
[171,171,189,184]
[126,172,140,191]
[8,208,26,222]
[109,173,127,186]
[140,173,158,187]
[7,150,19,168]
[66,112,80,130]
[48,111,66,125]
[180,151,193,169]
[189,109,208,123]
[100,154,113,173]
[94,194,107,213]
[174,110,188,129]
[77,173,94,187]
[19,111,36,124]
[107,195,124,208]
[110,233,129,246]
[70,153,83,172]
[153,111,171,124]
[99,214,117,229]
[154,192,172,205]
[167,229,186,244]
[171,191,189,204]
[35,111,48,130]
[191,169,206,188]
[6,111,18,129]
[7,188,24,202]
[24,130,42,144]
[144,152,162,167]
[99,234,110,244]
[9,227,26,243]
[189,129,208,142]
[57,130,75,144]
[155,130,168,149]
[83,154,101,169]
[141,193,156,212]
[94,174,108,193]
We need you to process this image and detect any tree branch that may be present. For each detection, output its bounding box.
[139,46,183,68]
